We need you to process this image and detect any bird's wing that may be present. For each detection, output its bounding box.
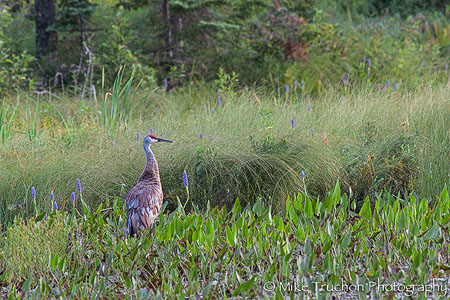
[126,182,163,236]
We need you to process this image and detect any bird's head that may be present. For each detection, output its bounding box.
[143,134,173,148]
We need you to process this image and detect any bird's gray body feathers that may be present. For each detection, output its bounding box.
[126,143,163,237]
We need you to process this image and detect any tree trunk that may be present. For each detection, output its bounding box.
[35,0,57,59]
[171,15,183,60]
[161,0,173,58]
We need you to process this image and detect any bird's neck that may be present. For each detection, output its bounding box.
[140,146,160,183]
[145,145,155,162]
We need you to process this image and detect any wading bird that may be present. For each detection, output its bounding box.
[126,134,173,237]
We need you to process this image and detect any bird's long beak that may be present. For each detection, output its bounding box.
[157,138,173,143]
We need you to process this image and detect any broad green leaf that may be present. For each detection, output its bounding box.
[243,223,249,240]
[202,281,214,298]
[226,226,233,246]
[295,193,303,212]
[433,205,442,222]
[398,211,408,230]
[305,196,313,218]
[440,185,449,204]
[232,198,241,218]
[359,197,372,220]
[50,253,58,272]
[232,223,238,244]
[232,277,256,296]
[22,274,33,294]
[34,211,46,223]
[322,236,332,253]
[315,197,321,216]
[418,198,428,217]
[411,220,419,236]
[412,249,422,269]
[57,254,66,272]
[287,198,298,225]
[340,232,351,249]
[129,246,139,261]
[95,203,103,216]
[81,199,91,217]
[423,223,439,240]
[304,239,312,256]
[373,209,382,228]
[252,199,262,216]
[323,252,331,271]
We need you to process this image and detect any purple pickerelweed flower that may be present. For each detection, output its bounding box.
[307,102,311,111]
[394,83,399,91]
[386,80,390,88]
[150,128,154,134]
[137,132,141,141]
[183,170,189,187]
[217,96,221,107]
[163,79,168,90]
[434,66,438,72]
[76,178,82,194]
[53,200,58,210]
[311,129,314,137]
[293,81,298,88]
[71,192,76,202]
[362,56,366,64]
[285,84,289,94]
[367,71,371,78]
[301,80,305,88]
[342,74,348,86]
[50,191,54,201]
[200,133,203,139]
[31,187,36,199]
[301,170,305,180]
[291,118,295,128]
[209,135,213,142]
[377,84,381,91]
[367,59,371,68]
[445,65,448,72]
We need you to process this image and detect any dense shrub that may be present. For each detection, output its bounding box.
[0,7,34,96]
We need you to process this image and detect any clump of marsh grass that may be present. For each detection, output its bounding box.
[161,135,341,211]
[343,131,424,203]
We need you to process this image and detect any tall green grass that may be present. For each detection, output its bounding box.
[0,80,449,226]
[0,100,16,144]
[101,66,152,139]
